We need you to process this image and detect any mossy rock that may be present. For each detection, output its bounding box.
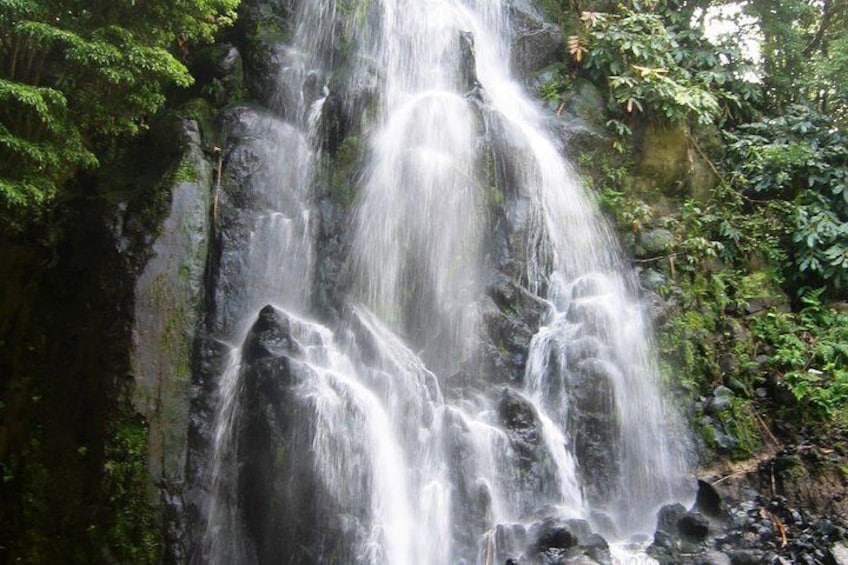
[633,122,691,193]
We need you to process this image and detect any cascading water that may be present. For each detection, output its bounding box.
[194,0,694,563]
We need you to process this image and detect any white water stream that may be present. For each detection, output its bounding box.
[198,0,694,563]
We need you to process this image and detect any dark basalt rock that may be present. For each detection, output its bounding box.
[443,408,495,559]
[526,517,611,565]
[242,304,296,361]
[459,30,481,94]
[480,277,552,384]
[226,306,362,564]
[656,503,688,535]
[497,388,561,514]
[568,358,619,503]
[532,518,579,553]
[508,1,564,79]
[678,512,710,542]
[649,486,848,565]
[695,479,724,519]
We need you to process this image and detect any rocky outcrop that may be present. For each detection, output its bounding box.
[480,278,552,385]
[648,483,847,565]
[232,305,360,564]
[131,119,213,496]
[498,388,562,513]
[509,1,565,79]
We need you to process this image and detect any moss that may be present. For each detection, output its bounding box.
[173,157,200,183]
[695,398,762,462]
[329,135,364,207]
[98,416,162,563]
[174,97,215,143]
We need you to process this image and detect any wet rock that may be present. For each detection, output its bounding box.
[508,1,564,78]
[243,305,296,361]
[744,295,791,315]
[492,522,529,564]
[567,79,607,131]
[130,119,214,547]
[497,389,560,514]
[708,386,735,413]
[704,550,732,565]
[728,549,766,564]
[444,408,495,558]
[637,228,675,258]
[640,268,669,291]
[694,479,724,519]
[678,512,710,542]
[459,30,480,93]
[532,518,579,552]
[656,503,688,535]
[482,277,552,383]
[565,336,605,366]
[527,517,610,565]
[568,359,619,502]
[235,307,363,565]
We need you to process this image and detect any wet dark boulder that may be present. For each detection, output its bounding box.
[232,306,359,565]
[649,503,713,563]
[656,503,688,535]
[678,512,710,542]
[531,517,579,554]
[242,305,296,361]
[497,388,561,514]
[526,517,611,565]
[694,479,725,519]
[648,485,848,565]
[508,1,564,79]
[481,277,552,384]
[568,358,619,502]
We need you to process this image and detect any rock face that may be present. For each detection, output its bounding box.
[481,278,553,384]
[498,388,562,513]
[508,1,565,79]
[232,306,359,564]
[131,119,213,495]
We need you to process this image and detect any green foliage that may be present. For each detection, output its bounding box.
[744,0,848,115]
[0,0,239,230]
[99,417,161,563]
[574,7,754,130]
[823,32,848,120]
[725,105,848,293]
[751,290,848,418]
[539,69,572,104]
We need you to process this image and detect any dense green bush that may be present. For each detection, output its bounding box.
[725,105,848,294]
[0,0,239,230]
[569,5,758,138]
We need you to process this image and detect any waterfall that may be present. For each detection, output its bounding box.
[194,0,694,563]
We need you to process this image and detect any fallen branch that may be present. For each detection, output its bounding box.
[689,136,724,185]
[748,403,780,447]
[762,508,788,547]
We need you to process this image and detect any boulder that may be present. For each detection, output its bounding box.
[508,1,564,78]
[497,388,561,513]
[527,517,611,565]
